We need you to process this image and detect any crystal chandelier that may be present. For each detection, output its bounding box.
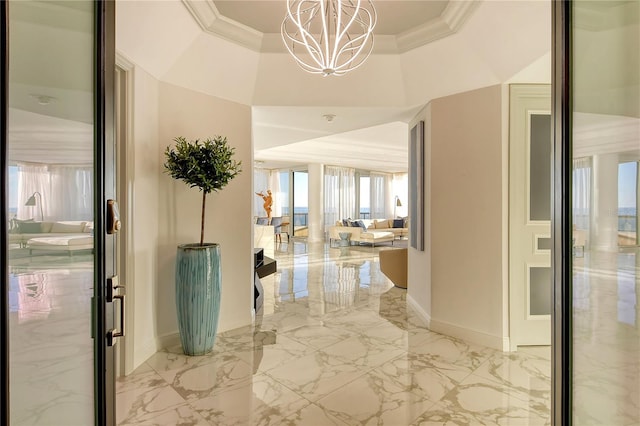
[281,0,377,77]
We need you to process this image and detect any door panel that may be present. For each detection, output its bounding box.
[571,1,640,423]
[3,1,115,424]
[509,84,552,350]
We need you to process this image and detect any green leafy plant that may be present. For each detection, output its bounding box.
[164,136,242,246]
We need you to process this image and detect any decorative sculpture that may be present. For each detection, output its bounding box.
[256,190,273,220]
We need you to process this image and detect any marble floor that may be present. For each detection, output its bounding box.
[572,249,640,425]
[116,241,553,425]
[8,251,95,425]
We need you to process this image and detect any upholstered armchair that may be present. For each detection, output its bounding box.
[270,216,284,243]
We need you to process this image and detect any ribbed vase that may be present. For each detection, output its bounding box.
[175,243,221,356]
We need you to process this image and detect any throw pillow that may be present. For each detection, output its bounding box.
[350,220,360,227]
[11,217,34,233]
[342,219,350,226]
[393,219,404,228]
[356,220,367,230]
[18,222,42,233]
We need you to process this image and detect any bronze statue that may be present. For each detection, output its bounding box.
[255,190,273,219]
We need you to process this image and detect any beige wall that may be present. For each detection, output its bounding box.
[428,85,507,349]
[157,82,254,340]
[126,65,162,369]
[407,104,432,322]
[124,67,254,370]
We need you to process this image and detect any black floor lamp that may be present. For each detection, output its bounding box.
[25,191,44,221]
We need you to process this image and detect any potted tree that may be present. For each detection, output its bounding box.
[164,136,242,355]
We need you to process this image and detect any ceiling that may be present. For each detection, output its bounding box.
[8,0,559,171]
[213,1,448,36]
[191,0,481,173]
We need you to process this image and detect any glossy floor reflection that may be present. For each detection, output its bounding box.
[117,241,552,425]
[572,250,640,425]
[9,252,95,425]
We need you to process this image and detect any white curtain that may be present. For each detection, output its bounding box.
[268,172,283,217]
[324,166,356,225]
[392,173,409,218]
[254,169,284,219]
[370,172,391,219]
[17,163,93,221]
[254,168,269,218]
[573,157,591,236]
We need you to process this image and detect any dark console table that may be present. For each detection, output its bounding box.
[254,248,276,311]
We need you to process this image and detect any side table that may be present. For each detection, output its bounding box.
[338,232,352,247]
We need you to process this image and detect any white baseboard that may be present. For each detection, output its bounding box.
[156,332,181,352]
[406,294,431,327]
[131,337,166,373]
[429,319,508,351]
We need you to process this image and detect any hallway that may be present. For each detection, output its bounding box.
[116,241,551,425]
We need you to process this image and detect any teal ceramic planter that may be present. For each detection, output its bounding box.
[175,243,221,356]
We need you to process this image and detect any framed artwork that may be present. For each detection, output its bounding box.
[409,120,424,251]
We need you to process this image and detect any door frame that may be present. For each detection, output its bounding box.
[96,0,117,424]
[0,1,116,424]
[509,84,552,351]
[551,0,572,424]
[115,55,136,376]
[1,2,9,424]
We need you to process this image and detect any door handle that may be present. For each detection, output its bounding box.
[107,276,125,346]
[107,199,121,234]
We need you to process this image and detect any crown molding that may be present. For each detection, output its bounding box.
[181,0,263,51]
[182,0,479,55]
[396,0,481,53]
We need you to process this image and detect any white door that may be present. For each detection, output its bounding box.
[509,84,552,350]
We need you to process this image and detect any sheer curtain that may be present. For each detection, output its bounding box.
[17,163,93,221]
[573,157,592,245]
[324,166,355,226]
[254,168,269,218]
[254,169,284,219]
[392,173,408,218]
[370,172,391,219]
[268,172,282,217]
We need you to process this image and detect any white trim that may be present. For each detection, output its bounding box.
[115,52,135,71]
[406,294,431,327]
[429,318,509,352]
[134,337,161,369]
[396,1,480,53]
[533,233,552,255]
[156,333,182,353]
[115,62,137,376]
[181,0,479,55]
[181,0,263,51]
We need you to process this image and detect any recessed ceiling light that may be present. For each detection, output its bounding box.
[323,114,336,123]
[30,94,56,106]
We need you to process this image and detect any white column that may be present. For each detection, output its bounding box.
[307,163,324,242]
[591,153,619,252]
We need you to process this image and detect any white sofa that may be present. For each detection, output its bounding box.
[327,220,395,247]
[365,218,409,239]
[9,220,94,254]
